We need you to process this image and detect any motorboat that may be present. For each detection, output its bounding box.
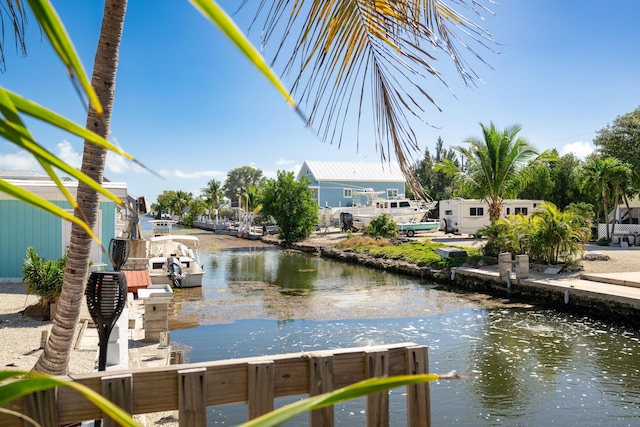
[147,235,204,288]
[325,189,436,231]
[398,219,440,237]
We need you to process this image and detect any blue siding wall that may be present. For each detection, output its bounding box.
[0,200,117,279]
[316,181,405,208]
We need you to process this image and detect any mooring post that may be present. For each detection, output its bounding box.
[515,254,529,280]
[498,253,512,280]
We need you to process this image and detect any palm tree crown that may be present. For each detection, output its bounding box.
[437,122,544,220]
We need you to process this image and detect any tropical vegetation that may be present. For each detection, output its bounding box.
[366,214,398,238]
[594,105,640,187]
[260,171,318,242]
[335,235,481,269]
[21,247,67,316]
[435,122,551,221]
[582,156,634,241]
[477,203,591,265]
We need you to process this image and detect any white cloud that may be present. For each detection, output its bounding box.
[262,169,278,179]
[0,150,39,170]
[56,140,83,168]
[275,157,295,166]
[105,150,131,173]
[159,169,225,179]
[561,141,594,158]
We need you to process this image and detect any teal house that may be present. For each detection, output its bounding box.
[297,161,406,207]
[0,170,127,282]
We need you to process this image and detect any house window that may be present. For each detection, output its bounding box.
[506,207,511,215]
[515,207,528,215]
[445,210,452,215]
[343,189,352,198]
[469,207,484,216]
[306,169,311,175]
[387,189,398,198]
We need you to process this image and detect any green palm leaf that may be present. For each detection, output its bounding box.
[254,0,495,198]
[0,179,101,243]
[190,0,298,112]
[0,370,138,426]
[25,0,102,114]
[240,372,456,427]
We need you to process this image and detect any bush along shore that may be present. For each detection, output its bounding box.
[264,235,640,328]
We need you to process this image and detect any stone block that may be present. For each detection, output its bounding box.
[435,247,467,258]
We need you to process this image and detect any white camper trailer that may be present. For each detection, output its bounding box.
[439,198,545,236]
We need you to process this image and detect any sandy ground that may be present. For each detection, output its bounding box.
[1,228,638,425]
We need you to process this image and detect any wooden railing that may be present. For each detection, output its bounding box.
[2,342,430,427]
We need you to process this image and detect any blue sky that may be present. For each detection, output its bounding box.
[1,0,640,203]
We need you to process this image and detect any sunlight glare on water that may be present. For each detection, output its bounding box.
[169,248,640,426]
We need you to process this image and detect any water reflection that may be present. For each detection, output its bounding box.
[167,247,640,425]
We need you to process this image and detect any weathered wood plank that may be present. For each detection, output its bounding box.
[23,387,57,427]
[365,349,390,427]
[308,355,334,427]
[178,368,207,427]
[405,346,430,427]
[25,342,420,426]
[102,374,133,427]
[247,361,275,420]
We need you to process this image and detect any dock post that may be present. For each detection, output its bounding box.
[515,255,529,279]
[498,253,512,280]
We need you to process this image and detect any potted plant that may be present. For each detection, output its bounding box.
[21,247,67,320]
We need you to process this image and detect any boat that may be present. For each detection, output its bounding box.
[398,219,440,237]
[329,189,436,231]
[147,235,204,288]
[148,219,178,236]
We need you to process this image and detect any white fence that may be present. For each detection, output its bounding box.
[598,223,640,245]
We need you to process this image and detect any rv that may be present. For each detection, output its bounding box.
[439,198,545,236]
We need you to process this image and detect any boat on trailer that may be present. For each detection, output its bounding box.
[147,235,204,288]
[325,189,435,231]
[398,219,440,237]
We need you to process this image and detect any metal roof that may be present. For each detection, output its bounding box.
[0,169,50,179]
[299,161,405,182]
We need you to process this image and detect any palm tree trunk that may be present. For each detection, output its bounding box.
[603,192,610,241]
[34,0,127,375]
[488,197,502,222]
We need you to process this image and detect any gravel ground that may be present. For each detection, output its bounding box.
[1,229,638,425]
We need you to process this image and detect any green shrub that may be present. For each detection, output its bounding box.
[366,214,398,238]
[479,203,590,264]
[22,247,66,306]
[595,237,610,246]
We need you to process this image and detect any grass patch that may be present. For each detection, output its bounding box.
[335,236,482,269]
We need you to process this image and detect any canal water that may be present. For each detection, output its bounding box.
[168,247,640,426]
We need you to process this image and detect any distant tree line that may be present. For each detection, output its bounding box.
[414,106,640,231]
[150,166,318,241]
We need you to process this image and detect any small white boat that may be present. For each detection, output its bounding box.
[398,219,440,237]
[147,235,204,288]
[332,189,435,231]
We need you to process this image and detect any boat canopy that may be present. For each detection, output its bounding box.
[149,235,199,244]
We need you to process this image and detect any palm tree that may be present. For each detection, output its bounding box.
[202,178,225,219]
[30,0,494,374]
[530,203,590,265]
[172,190,193,219]
[243,185,262,213]
[34,0,127,375]
[436,122,547,221]
[583,156,633,241]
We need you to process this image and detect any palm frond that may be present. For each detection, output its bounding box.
[256,0,495,199]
